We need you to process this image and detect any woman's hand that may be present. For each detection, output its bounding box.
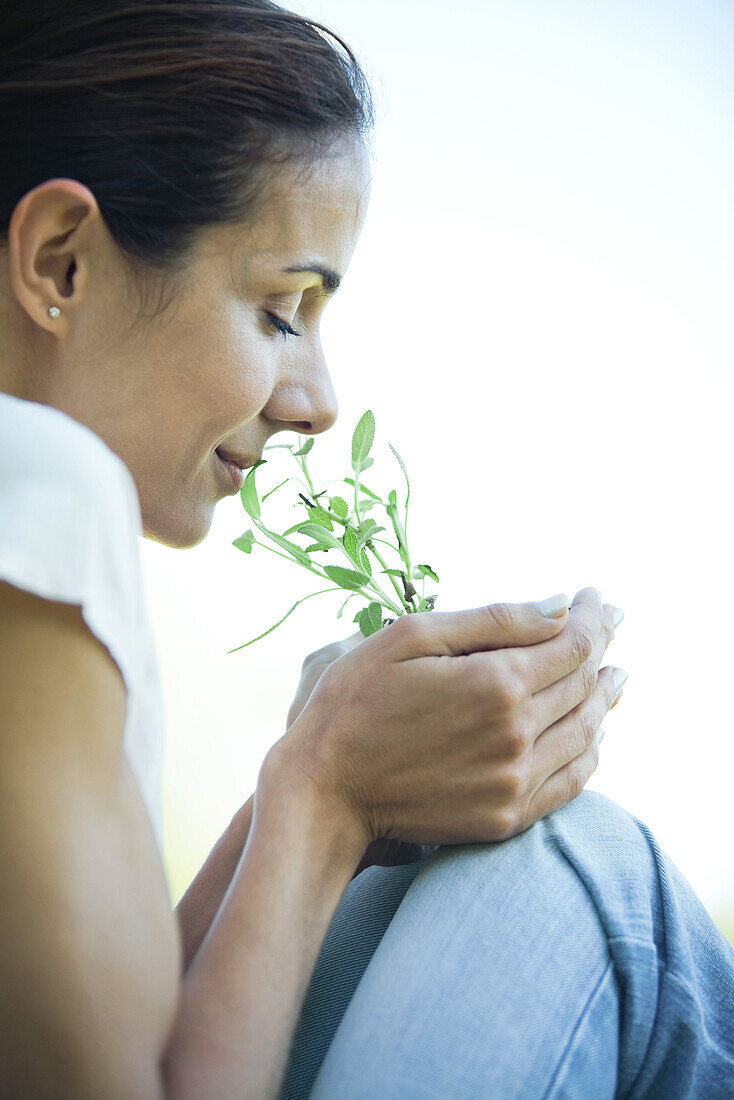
[287,631,435,874]
[271,588,625,853]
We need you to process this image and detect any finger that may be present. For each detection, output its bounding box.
[526,602,621,734]
[506,587,611,695]
[385,594,569,663]
[528,664,624,785]
[524,727,604,825]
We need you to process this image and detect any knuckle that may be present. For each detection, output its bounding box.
[570,625,594,665]
[579,659,599,697]
[389,612,412,638]
[483,601,515,632]
[501,715,532,758]
[392,613,427,645]
[578,710,597,748]
[563,760,586,801]
[489,668,525,713]
[486,805,520,842]
[495,764,525,802]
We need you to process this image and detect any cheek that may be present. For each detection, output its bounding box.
[202,331,278,424]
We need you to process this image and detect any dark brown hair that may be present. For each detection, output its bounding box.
[0,0,374,308]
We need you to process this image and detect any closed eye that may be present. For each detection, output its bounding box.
[264,311,302,339]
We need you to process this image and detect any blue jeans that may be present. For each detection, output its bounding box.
[278,792,734,1098]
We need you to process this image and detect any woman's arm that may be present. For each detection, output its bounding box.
[175,795,254,976]
[162,752,367,1099]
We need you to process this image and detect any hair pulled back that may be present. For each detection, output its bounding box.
[0,0,374,294]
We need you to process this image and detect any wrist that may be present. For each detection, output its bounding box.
[260,740,370,870]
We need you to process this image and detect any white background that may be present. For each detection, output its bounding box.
[141,0,734,927]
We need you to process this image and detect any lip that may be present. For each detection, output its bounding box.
[215,450,246,493]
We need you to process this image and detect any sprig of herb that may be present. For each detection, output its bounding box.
[227,410,440,652]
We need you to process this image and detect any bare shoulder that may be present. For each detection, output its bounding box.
[0,579,181,1094]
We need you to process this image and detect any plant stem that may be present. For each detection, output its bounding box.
[362,576,404,617]
[366,541,412,613]
[257,521,402,617]
[298,437,317,497]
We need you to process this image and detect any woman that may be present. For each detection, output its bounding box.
[0,2,731,1096]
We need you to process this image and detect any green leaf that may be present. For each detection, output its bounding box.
[386,495,407,556]
[308,507,334,531]
[296,523,343,551]
[263,530,313,568]
[355,521,385,556]
[388,489,398,509]
[417,595,438,612]
[282,519,307,537]
[226,585,342,653]
[361,457,374,470]
[351,410,376,471]
[324,565,371,591]
[262,478,290,503]
[360,549,373,575]
[380,568,406,578]
[232,529,255,554]
[293,437,315,457]
[357,600,383,637]
[415,563,440,583]
[342,525,361,566]
[330,496,349,518]
[303,543,326,554]
[228,602,304,650]
[388,443,410,496]
[344,477,382,502]
[240,460,266,520]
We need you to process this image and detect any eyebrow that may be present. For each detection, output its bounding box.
[283,263,342,295]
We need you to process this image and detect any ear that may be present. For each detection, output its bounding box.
[6,177,99,336]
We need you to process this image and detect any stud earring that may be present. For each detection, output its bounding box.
[48,306,60,318]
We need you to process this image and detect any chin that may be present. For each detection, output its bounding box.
[143,503,213,549]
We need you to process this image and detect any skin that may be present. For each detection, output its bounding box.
[0,137,371,548]
[0,130,627,1095]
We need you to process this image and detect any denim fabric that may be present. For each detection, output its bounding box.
[278,792,734,1099]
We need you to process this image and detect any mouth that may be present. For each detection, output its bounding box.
[215,448,257,471]
[215,448,251,492]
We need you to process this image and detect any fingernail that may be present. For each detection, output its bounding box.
[612,668,628,693]
[533,593,569,618]
[612,607,624,629]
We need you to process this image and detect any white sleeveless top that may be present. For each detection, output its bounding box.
[0,392,165,853]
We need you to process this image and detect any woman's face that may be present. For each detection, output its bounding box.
[0,139,371,547]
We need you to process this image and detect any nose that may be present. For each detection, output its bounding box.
[262,344,339,436]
